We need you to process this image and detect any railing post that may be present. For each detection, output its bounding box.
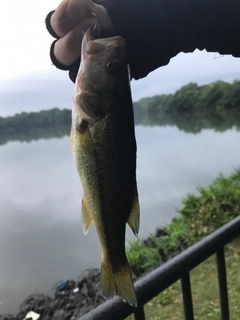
[181,272,194,320]
[134,306,145,320]
[216,247,229,320]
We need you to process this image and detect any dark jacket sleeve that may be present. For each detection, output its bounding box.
[97,0,240,80]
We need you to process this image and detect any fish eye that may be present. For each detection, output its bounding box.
[106,60,121,72]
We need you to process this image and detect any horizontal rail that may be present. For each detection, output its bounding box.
[79,216,240,320]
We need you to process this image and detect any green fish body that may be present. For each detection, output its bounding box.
[71,30,139,306]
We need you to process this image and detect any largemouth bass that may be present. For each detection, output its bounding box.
[70,29,140,306]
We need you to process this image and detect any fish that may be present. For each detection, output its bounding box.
[70,29,140,307]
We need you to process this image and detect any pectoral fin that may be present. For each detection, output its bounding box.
[127,188,140,237]
[82,196,94,235]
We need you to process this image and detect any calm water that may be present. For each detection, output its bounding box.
[1,125,240,314]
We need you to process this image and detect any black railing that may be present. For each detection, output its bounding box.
[79,216,240,320]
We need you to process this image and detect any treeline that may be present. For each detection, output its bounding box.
[0,108,71,132]
[134,80,240,132]
[0,108,71,145]
[0,80,240,145]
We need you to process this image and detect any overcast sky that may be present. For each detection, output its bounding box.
[0,0,239,117]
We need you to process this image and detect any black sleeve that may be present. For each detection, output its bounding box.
[98,0,240,80]
[47,0,240,82]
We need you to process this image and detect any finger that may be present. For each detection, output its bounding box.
[53,17,100,66]
[50,0,96,37]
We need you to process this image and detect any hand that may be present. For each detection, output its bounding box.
[47,0,113,68]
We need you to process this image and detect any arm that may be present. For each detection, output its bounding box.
[46,0,240,81]
[100,0,240,79]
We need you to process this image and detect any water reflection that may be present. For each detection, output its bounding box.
[1,106,240,146]
[0,123,70,146]
[0,125,240,314]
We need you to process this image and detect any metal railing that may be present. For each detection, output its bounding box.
[79,216,240,320]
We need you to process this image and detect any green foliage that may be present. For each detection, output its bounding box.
[133,79,240,132]
[126,238,160,273]
[126,168,240,273]
[174,82,200,111]
[0,108,71,132]
[0,108,71,145]
[159,217,189,252]
[178,169,240,243]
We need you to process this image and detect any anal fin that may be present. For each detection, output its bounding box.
[82,196,94,235]
[127,187,140,237]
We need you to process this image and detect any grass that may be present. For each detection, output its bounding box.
[127,237,240,320]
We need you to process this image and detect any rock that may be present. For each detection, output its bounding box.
[48,299,60,313]
[19,294,52,314]
[78,269,101,300]
[78,269,100,287]
[15,294,52,320]
[52,309,64,320]
[0,315,15,320]
[154,226,168,238]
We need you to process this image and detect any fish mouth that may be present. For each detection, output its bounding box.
[82,28,126,58]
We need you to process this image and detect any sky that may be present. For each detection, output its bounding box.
[0,0,239,117]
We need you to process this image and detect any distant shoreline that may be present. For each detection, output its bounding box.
[1,80,240,146]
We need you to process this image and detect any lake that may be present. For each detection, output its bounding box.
[1,123,240,314]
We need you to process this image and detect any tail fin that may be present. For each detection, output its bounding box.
[101,254,137,307]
